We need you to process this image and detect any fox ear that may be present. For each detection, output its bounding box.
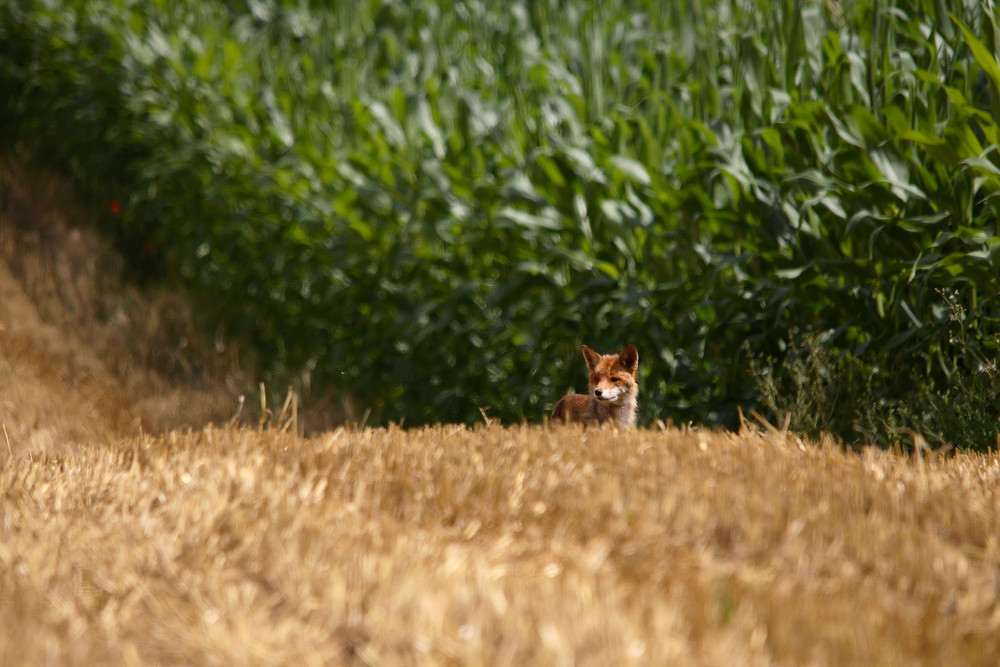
[582,345,601,371]
[618,345,638,374]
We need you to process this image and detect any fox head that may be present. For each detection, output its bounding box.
[582,344,639,404]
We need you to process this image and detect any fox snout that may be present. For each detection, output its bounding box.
[594,386,625,401]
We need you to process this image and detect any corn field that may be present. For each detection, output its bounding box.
[1,0,998,447]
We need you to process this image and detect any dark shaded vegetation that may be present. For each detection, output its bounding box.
[1,0,998,448]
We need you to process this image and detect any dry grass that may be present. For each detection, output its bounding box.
[0,160,254,457]
[2,424,999,665]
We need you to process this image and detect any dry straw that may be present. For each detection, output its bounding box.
[2,424,999,665]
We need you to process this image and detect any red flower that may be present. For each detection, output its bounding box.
[109,200,121,214]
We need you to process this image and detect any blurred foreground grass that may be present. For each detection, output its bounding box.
[3,424,999,665]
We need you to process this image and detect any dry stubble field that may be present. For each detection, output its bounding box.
[3,423,1000,666]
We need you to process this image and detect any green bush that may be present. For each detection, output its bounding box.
[1,0,998,447]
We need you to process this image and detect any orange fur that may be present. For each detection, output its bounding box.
[551,344,639,429]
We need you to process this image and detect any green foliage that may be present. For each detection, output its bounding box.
[1,0,998,447]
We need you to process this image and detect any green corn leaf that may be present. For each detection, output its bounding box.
[952,13,1000,122]
[607,155,651,185]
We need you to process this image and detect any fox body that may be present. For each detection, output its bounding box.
[551,344,639,429]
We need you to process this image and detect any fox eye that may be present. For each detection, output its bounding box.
[611,377,621,383]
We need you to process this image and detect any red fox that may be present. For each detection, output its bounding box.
[551,344,639,429]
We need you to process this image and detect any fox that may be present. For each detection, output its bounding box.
[551,344,639,429]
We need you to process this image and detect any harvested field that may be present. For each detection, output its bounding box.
[2,424,999,665]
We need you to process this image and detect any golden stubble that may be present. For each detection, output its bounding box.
[2,424,999,666]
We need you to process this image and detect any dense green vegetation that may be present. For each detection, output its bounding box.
[1,0,998,448]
